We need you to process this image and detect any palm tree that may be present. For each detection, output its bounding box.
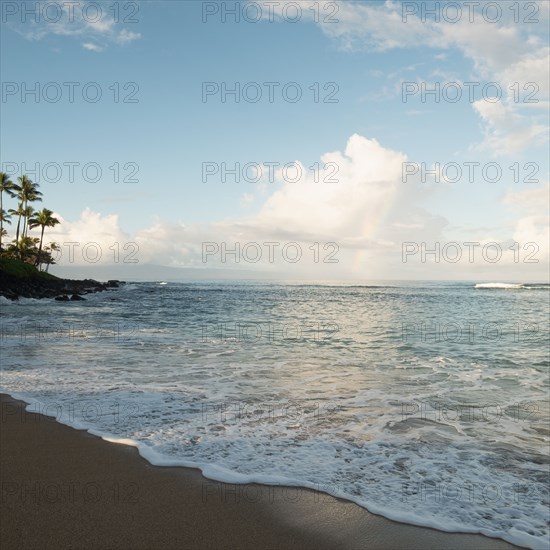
[11,176,42,256]
[17,235,39,264]
[0,209,11,227]
[43,242,59,272]
[0,172,15,250]
[20,176,42,238]
[29,208,60,269]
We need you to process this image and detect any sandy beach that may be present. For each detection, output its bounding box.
[0,393,523,550]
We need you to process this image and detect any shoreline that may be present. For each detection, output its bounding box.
[0,393,524,550]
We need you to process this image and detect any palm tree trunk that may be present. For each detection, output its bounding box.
[23,199,27,238]
[36,225,45,269]
[15,208,22,244]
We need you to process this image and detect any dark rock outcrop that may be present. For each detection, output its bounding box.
[0,272,123,301]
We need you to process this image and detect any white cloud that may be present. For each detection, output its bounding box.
[439,21,527,76]
[86,19,115,34]
[319,0,437,51]
[44,209,131,266]
[473,100,548,155]
[23,137,424,274]
[278,0,549,158]
[497,47,550,96]
[82,42,103,52]
[115,29,141,44]
[31,136,547,279]
[6,2,141,51]
[502,183,550,264]
[246,134,405,240]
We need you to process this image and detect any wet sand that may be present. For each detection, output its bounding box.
[0,394,522,549]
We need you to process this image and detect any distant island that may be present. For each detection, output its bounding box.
[0,171,121,301]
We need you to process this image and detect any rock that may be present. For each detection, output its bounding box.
[0,269,125,301]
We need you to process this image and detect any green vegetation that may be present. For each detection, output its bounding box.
[0,171,60,272]
[0,257,59,280]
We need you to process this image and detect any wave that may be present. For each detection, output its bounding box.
[474,283,525,289]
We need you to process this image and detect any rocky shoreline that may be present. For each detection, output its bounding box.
[0,272,123,301]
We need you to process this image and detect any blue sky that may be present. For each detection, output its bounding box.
[1,1,548,280]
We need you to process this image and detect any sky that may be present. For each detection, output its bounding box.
[1,0,549,281]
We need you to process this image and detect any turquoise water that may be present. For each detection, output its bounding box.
[1,281,549,548]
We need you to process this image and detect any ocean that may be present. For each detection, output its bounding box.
[1,280,548,549]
